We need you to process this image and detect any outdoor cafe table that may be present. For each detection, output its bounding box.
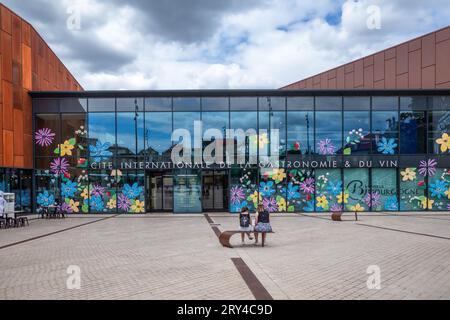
[41,205,57,218]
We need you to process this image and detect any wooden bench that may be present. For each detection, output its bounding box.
[331,211,358,221]
[219,231,274,248]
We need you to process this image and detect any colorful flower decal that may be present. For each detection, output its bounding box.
[270,169,286,184]
[377,137,397,155]
[317,139,335,155]
[364,192,382,208]
[262,197,278,213]
[90,195,104,211]
[304,200,315,212]
[384,196,398,211]
[231,200,249,213]
[35,128,55,147]
[37,191,55,206]
[284,183,300,200]
[316,195,328,209]
[330,203,343,212]
[350,203,365,212]
[299,177,315,194]
[337,192,349,204]
[258,133,269,149]
[117,194,131,211]
[420,197,433,210]
[61,181,78,198]
[131,200,145,213]
[110,169,123,182]
[81,187,89,200]
[429,180,448,199]
[230,186,245,204]
[89,141,113,162]
[418,159,437,177]
[436,133,450,153]
[90,184,106,197]
[68,199,80,213]
[60,202,73,213]
[276,196,286,212]
[400,168,416,181]
[54,139,76,156]
[259,181,275,197]
[50,157,69,175]
[247,191,262,207]
[106,197,117,210]
[122,183,143,199]
[326,181,342,196]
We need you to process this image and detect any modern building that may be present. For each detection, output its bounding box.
[1,4,450,214]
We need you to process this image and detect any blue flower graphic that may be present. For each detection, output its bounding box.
[90,195,104,211]
[326,181,342,196]
[37,191,55,206]
[61,181,78,198]
[259,181,275,197]
[231,200,248,213]
[122,183,143,199]
[282,182,300,200]
[89,141,113,162]
[377,137,397,155]
[429,180,448,199]
[303,200,315,212]
[384,196,398,211]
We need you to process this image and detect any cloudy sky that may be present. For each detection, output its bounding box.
[5,0,450,90]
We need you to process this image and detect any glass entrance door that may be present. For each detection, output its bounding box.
[202,170,228,211]
[146,171,173,211]
[173,169,202,213]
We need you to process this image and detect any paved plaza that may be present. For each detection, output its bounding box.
[1,213,450,300]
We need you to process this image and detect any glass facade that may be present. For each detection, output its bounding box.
[31,93,450,213]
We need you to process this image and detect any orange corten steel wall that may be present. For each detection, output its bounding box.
[281,26,450,91]
[0,4,82,169]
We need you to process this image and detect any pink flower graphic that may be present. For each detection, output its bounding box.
[230,186,245,204]
[91,185,106,197]
[330,203,343,212]
[50,157,69,175]
[35,128,55,147]
[317,139,335,155]
[117,194,131,211]
[262,197,278,213]
[364,192,381,208]
[299,178,315,194]
[418,159,437,177]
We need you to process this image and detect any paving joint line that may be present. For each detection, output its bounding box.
[356,223,450,241]
[0,214,121,250]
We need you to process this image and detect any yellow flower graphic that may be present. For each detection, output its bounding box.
[131,200,145,213]
[421,198,434,210]
[337,192,349,204]
[249,191,261,206]
[107,198,116,210]
[400,168,416,181]
[271,168,286,183]
[69,199,79,213]
[258,133,269,149]
[350,203,365,212]
[81,187,89,200]
[436,133,450,153]
[316,195,328,209]
[60,140,74,156]
[445,188,450,200]
[277,197,286,212]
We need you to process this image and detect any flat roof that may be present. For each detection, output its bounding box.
[29,89,450,99]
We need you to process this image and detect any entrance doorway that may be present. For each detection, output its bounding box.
[202,170,229,211]
[145,171,173,212]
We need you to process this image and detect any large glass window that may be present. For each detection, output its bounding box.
[117,171,145,213]
[343,111,370,155]
[371,169,398,211]
[229,167,258,213]
[287,111,314,155]
[88,113,115,162]
[399,167,426,211]
[173,169,202,213]
[287,169,314,212]
[88,170,117,213]
[428,168,450,211]
[372,111,398,155]
[117,112,144,157]
[173,112,201,163]
[344,168,369,212]
[259,167,286,213]
[202,112,228,163]
[315,169,341,212]
[400,111,427,154]
[315,111,342,155]
[230,111,258,164]
[429,111,450,154]
[144,112,172,159]
[35,114,60,157]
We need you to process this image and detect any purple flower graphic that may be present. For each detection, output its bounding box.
[35,128,55,147]
[447,204,450,210]
[230,186,245,204]
[117,194,131,211]
[262,197,278,213]
[418,159,437,177]
[50,157,69,175]
[317,139,335,155]
[91,185,106,197]
[330,203,343,212]
[364,192,382,208]
[299,178,315,194]
[60,203,73,213]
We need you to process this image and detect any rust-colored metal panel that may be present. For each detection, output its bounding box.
[2,129,13,167]
[2,80,12,130]
[422,65,435,89]
[396,73,408,88]
[409,38,421,52]
[385,47,396,60]
[328,69,336,79]
[363,65,374,88]
[386,58,398,88]
[22,88,32,135]
[13,108,23,156]
[14,155,24,168]
[21,20,30,46]
[23,134,32,168]
[1,31,12,82]
[436,28,450,42]
[21,44,31,90]
[344,63,354,73]
[11,15,21,63]
[306,77,313,88]
[320,72,328,89]
[436,39,450,84]
[422,33,435,67]
[363,55,374,67]
[408,50,421,88]
[374,52,384,82]
[354,59,363,87]
[344,71,354,89]
[1,6,12,35]
[374,79,385,89]
[336,66,345,88]
[396,43,409,75]
[328,77,336,89]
